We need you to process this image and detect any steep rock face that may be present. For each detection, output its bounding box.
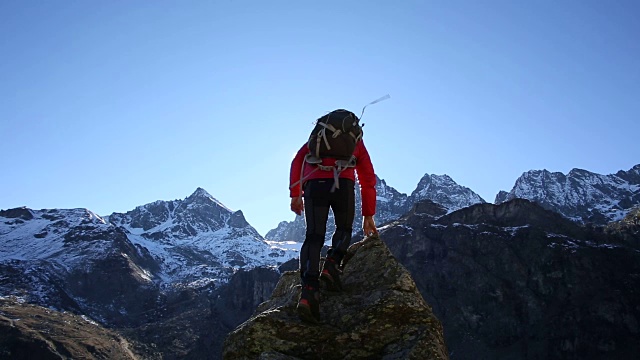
[495,164,640,224]
[215,267,282,329]
[0,298,156,359]
[119,266,285,360]
[381,199,640,360]
[266,174,483,242]
[223,235,449,360]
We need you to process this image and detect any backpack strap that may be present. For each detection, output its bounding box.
[319,155,357,192]
[289,155,357,195]
[289,155,320,198]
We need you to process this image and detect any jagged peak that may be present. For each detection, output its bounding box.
[415,173,457,187]
[521,168,552,177]
[189,187,213,199]
[431,173,455,182]
[567,168,595,177]
[186,187,232,211]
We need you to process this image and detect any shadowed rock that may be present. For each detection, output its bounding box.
[223,235,448,360]
[0,298,157,359]
[382,199,640,360]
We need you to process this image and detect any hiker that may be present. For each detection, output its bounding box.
[289,109,378,324]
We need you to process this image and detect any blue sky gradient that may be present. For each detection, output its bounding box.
[1,1,639,236]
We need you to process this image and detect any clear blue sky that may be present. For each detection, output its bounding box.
[1,1,639,236]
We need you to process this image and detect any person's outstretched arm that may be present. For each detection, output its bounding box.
[355,141,377,236]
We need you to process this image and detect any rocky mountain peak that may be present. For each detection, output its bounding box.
[190,187,213,198]
[410,173,486,212]
[185,187,227,208]
[495,164,640,224]
[415,173,455,188]
[223,235,448,359]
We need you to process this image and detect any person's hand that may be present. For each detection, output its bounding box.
[290,197,304,216]
[363,216,378,237]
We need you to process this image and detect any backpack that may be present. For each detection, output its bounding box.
[292,97,389,194]
[306,109,362,164]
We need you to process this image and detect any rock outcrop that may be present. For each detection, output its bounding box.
[223,235,449,360]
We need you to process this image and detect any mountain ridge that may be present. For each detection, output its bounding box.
[495,164,640,225]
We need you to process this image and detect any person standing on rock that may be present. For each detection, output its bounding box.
[289,109,378,324]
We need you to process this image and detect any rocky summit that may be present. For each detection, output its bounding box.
[223,235,449,360]
[381,198,640,360]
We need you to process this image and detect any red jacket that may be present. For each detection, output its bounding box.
[290,141,376,217]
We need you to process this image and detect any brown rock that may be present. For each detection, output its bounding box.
[223,235,448,360]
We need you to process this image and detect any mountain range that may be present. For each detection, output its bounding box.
[495,164,640,224]
[0,188,297,328]
[266,173,486,242]
[1,163,639,359]
[267,164,640,242]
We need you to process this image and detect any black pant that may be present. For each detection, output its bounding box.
[300,178,355,287]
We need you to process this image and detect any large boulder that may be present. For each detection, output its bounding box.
[223,235,448,360]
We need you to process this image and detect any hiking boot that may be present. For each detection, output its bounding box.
[320,257,343,292]
[297,284,320,324]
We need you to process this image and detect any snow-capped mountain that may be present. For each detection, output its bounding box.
[410,173,486,210]
[106,187,296,286]
[266,173,485,242]
[0,189,297,319]
[495,164,640,224]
